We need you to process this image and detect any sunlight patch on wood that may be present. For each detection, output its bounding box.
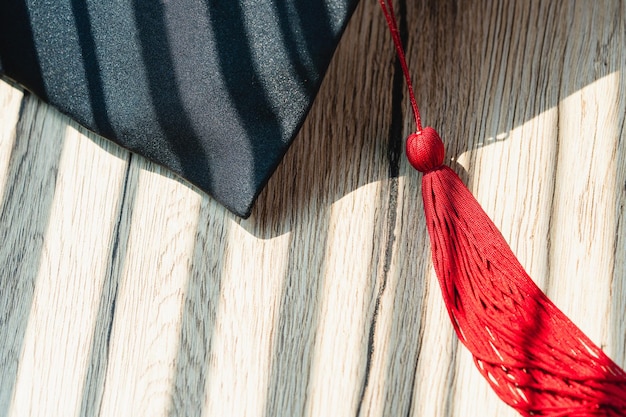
[550,71,622,347]
[202,221,290,417]
[98,160,202,417]
[9,125,128,417]
[306,181,379,417]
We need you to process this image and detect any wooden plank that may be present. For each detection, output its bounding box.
[97,159,203,416]
[0,80,23,200]
[0,0,624,416]
[0,91,130,416]
[0,93,72,414]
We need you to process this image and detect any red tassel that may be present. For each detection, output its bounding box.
[376,1,626,412]
[407,128,626,416]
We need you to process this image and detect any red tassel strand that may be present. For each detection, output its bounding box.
[410,129,626,416]
[379,1,626,415]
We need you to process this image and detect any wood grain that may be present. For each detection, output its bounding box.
[1,1,625,416]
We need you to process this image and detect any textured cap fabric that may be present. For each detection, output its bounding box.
[0,0,359,217]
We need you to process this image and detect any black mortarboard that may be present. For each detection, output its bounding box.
[0,0,359,217]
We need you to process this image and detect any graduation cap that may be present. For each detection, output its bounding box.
[3,0,626,414]
[0,0,359,217]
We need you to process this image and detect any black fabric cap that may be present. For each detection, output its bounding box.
[0,0,359,217]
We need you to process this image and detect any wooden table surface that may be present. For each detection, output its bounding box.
[1,1,625,416]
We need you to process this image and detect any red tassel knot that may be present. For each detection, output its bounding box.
[406,127,445,172]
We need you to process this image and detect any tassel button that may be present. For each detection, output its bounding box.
[406,127,445,173]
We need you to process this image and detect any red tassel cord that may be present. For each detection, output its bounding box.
[378,1,626,415]
[410,129,626,416]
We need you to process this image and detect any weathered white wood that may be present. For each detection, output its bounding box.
[197,214,291,417]
[0,80,23,200]
[551,73,624,343]
[8,124,129,417]
[0,93,129,416]
[0,1,625,416]
[0,95,82,414]
[98,160,203,417]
